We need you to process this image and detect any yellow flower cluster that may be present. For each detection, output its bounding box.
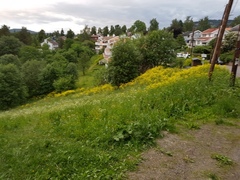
[121,64,224,90]
[78,84,114,96]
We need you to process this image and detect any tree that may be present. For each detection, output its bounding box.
[62,49,78,63]
[121,25,127,34]
[103,26,109,36]
[114,25,122,36]
[197,16,211,31]
[0,25,10,37]
[138,30,176,71]
[79,51,91,75]
[38,29,46,43]
[131,20,147,34]
[16,27,32,45]
[60,28,65,36]
[21,60,46,97]
[149,18,159,32]
[78,25,91,41]
[98,27,102,35]
[66,29,75,39]
[109,25,115,35]
[63,38,74,50]
[183,16,194,32]
[0,36,22,56]
[222,32,238,53]
[39,54,68,94]
[108,39,141,87]
[230,15,240,27]
[0,54,21,67]
[176,34,186,50]
[0,64,27,110]
[19,46,42,63]
[168,19,183,38]
[91,26,97,35]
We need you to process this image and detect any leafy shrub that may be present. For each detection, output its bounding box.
[53,75,75,93]
[220,52,233,64]
[0,64,27,110]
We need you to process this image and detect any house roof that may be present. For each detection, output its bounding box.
[202,28,218,34]
[196,37,213,43]
[231,24,240,32]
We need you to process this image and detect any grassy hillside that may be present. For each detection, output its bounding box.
[0,64,240,179]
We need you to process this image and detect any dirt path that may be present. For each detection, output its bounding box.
[127,123,240,180]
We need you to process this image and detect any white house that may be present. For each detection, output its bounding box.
[41,38,59,50]
[195,28,230,46]
[95,35,120,63]
[184,30,202,47]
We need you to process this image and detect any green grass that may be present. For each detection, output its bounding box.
[0,65,240,179]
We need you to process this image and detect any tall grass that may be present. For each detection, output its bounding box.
[0,64,240,179]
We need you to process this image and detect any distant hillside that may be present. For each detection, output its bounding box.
[10,29,37,34]
[194,19,233,28]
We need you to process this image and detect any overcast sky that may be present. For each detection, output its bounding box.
[0,0,239,34]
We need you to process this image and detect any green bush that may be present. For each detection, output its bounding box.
[53,75,75,93]
[0,64,27,110]
[220,52,233,64]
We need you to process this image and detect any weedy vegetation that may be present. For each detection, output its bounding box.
[0,64,240,179]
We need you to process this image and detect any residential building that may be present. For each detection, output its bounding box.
[95,35,120,63]
[41,38,59,50]
[195,28,230,46]
[183,30,202,47]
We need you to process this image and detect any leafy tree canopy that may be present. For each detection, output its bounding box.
[149,18,159,32]
[0,25,10,37]
[197,16,211,31]
[230,15,240,27]
[0,64,27,110]
[0,36,22,56]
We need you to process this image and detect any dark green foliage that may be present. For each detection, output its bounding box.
[79,52,91,75]
[0,25,10,37]
[108,39,141,86]
[0,64,27,110]
[193,46,211,54]
[197,16,211,31]
[61,49,78,63]
[222,32,238,53]
[176,34,186,50]
[66,29,75,39]
[103,26,109,36]
[90,26,97,35]
[183,16,194,32]
[131,20,147,34]
[220,52,233,64]
[53,75,76,92]
[21,60,47,97]
[148,18,159,32]
[138,30,176,71]
[19,46,42,63]
[0,36,22,56]
[66,62,78,81]
[0,54,21,67]
[114,25,122,36]
[38,54,78,94]
[38,29,46,43]
[230,15,240,27]
[15,27,32,45]
[168,19,183,38]
[63,38,74,50]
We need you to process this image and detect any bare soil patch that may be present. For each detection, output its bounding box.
[127,123,240,180]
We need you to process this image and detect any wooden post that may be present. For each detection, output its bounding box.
[208,0,234,81]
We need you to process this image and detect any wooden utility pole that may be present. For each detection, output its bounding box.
[230,25,240,86]
[208,0,234,80]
